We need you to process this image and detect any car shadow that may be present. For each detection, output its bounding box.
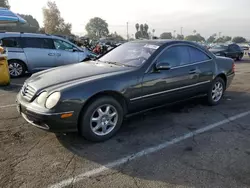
[56,90,250,187]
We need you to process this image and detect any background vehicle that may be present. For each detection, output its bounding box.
[17,40,235,142]
[209,43,244,60]
[0,32,91,77]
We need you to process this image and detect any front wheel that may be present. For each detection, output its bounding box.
[79,96,124,142]
[8,60,26,77]
[207,77,225,106]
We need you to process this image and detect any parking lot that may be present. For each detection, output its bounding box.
[1,58,250,188]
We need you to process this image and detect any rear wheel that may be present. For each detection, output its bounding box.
[207,77,225,106]
[8,60,26,77]
[236,54,243,61]
[79,96,124,142]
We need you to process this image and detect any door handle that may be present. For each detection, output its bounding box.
[48,53,55,56]
[56,53,61,57]
[189,69,198,74]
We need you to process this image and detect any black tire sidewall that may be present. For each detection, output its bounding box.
[79,97,124,142]
[8,60,26,77]
[207,77,225,106]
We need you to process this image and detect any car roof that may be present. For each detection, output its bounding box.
[129,39,204,48]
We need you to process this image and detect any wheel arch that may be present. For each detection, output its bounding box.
[8,59,28,72]
[77,90,129,130]
[215,73,227,87]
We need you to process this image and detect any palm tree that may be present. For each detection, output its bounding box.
[152,29,155,37]
[135,23,139,32]
[140,24,144,32]
[144,24,149,33]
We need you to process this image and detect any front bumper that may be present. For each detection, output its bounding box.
[16,93,78,132]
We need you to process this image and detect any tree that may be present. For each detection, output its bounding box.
[135,23,139,32]
[85,17,109,39]
[160,32,172,39]
[144,24,149,33]
[193,30,197,35]
[185,33,205,42]
[232,36,246,43]
[207,34,216,43]
[43,1,72,35]
[0,0,10,8]
[215,36,232,43]
[18,14,40,32]
[176,34,184,40]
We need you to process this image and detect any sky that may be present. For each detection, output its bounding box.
[8,0,250,39]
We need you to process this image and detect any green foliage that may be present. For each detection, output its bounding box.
[215,36,232,43]
[160,32,172,39]
[207,34,216,43]
[232,36,247,43]
[43,1,72,35]
[135,23,139,32]
[85,17,109,39]
[0,0,10,8]
[108,32,125,41]
[185,34,205,42]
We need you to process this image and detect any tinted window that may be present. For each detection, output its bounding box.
[157,46,190,67]
[23,37,54,49]
[188,46,210,63]
[2,37,21,48]
[229,44,240,51]
[54,39,74,51]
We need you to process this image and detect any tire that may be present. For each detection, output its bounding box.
[79,96,124,142]
[236,54,243,61]
[207,77,225,106]
[8,60,26,78]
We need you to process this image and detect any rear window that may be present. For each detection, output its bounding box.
[1,37,21,48]
[22,37,54,49]
[188,46,211,63]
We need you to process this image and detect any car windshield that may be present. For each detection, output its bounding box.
[212,45,228,49]
[98,42,159,67]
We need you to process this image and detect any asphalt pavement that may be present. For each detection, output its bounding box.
[1,58,250,188]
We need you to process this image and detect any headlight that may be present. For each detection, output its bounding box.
[45,92,61,109]
[36,92,48,105]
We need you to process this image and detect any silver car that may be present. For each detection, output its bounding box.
[0,32,90,77]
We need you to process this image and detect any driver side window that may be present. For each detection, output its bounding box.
[54,39,74,51]
[157,46,190,67]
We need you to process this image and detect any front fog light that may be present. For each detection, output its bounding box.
[45,92,61,109]
[36,92,48,105]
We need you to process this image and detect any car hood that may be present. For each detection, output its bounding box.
[26,61,133,90]
[209,49,226,53]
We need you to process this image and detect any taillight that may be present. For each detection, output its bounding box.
[232,63,235,72]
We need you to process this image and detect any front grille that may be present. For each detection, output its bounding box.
[21,84,36,101]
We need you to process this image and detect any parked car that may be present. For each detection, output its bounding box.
[0,32,91,77]
[209,43,244,60]
[16,40,235,142]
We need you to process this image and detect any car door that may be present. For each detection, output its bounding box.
[22,37,56,72]
[53,39,79,66]
[134,45,200,110]
[188,46,215,92]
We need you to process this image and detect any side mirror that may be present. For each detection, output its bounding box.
[155,62,171,70]
[73,48,78,52]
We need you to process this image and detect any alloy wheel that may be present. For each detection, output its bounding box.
[9,62,23,77]
[90,104,118,136]
[211,81,223,102]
